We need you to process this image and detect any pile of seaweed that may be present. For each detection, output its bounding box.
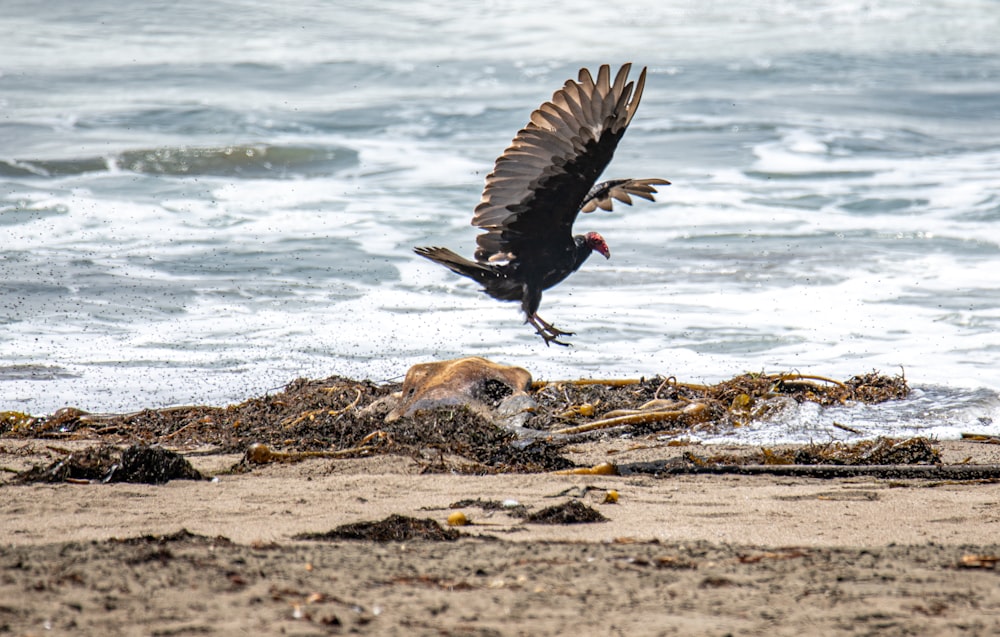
[526,371,909,436]
[294,514,461,543]
[13,444,205,485]
[1,371,909,474]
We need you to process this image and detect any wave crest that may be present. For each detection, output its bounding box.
[1,144,359,179]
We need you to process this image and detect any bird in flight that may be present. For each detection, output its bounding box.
[415,63,668,346]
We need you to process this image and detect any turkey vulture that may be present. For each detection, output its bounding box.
[415,63,669,346]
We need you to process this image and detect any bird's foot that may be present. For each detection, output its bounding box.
[528,314,574,347]
[539,331,571,347]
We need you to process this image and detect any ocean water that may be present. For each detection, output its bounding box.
[2,0,999,444]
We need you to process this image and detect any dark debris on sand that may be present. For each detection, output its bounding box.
[2,370,913,475]
[525,500,608,525]
[683,436,941,468]
[14,444,204,485]
[294,514,460,542]
[109,529,233,547]
[449,498,531,518]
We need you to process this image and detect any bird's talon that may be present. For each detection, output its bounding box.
[529,314,575,345]
[539,333,572,347]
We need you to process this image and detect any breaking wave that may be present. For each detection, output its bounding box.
[0,144,359,179]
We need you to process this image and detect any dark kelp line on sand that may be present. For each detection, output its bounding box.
[2,366,909,445]
[8,361,992,481]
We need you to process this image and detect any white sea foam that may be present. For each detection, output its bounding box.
[2,0,999,443]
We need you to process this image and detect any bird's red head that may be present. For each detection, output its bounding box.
[585,231,611,259]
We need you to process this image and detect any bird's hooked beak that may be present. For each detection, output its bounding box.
[586,231,611,259]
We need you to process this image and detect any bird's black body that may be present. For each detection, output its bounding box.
[415,64,669,345]
[414,234,593,317]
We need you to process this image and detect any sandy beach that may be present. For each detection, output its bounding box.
[3,434,1000,636]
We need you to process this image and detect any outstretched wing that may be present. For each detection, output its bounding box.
[472,64,648,263]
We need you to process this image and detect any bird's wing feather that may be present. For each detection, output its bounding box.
[471,64,647,263]
[579,178,671,213]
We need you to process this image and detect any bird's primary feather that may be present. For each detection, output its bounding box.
[471,64,648,264]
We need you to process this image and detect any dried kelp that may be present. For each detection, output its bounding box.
[15,444,204,484]
[2,368,912,474]
[524,500,608,525]
[294,514,460,542]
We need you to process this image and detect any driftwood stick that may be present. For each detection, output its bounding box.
[770,373,848,388]
[551,410,686,435]
[616,462,1000,481]
[244,442,381,464]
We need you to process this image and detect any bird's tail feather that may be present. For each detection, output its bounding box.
[414,246,497,284]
